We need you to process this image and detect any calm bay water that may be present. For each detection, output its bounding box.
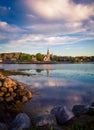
[0,63,94,115]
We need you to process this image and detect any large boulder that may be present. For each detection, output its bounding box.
[91,102,94,107]
[86,103,94,115]
[72,105,90,114]
[11,113,31,130]
[35,114,56,127]
[51,106,74,125]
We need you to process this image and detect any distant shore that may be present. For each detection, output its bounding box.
[0,61,71,64]
[1,61,94,64]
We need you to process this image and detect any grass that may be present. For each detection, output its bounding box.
[71,122,86,130]
[0,69,32,76]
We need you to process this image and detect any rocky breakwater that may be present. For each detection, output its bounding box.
[0,73,33,130]
[0,73,32,104]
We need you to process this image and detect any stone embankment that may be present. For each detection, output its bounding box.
[0,73,33,129]
[0,73,32,103]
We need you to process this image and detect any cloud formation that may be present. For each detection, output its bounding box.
[0,0,94,55]
[26,0,94,21]
[0,21,21,32]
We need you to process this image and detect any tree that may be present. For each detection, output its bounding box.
[36,69,43,73]
[53,55,58,61]
[36,53,43,61]
[19,54,31,61]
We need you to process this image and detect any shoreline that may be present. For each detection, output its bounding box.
[1,61,94,64]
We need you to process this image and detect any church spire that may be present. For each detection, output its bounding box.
[47,49,50,55]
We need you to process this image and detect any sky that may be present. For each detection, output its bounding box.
[0,0,94,56]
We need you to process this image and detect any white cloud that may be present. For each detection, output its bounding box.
[29,21,86,35]
[5,32,94,49]
[0,21,21,32]
[25,0,94,21]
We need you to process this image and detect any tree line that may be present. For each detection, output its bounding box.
[0,52,94,63]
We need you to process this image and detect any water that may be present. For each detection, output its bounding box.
[0,63,94,115]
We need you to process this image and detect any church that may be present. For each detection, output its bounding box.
[43,49,50,61]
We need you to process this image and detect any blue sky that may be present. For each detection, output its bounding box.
[0,0,94,56]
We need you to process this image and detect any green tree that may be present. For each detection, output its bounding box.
[36,69,43,73]
[36,53,43,61]
[53,55,58,61]
[19,54,31,61]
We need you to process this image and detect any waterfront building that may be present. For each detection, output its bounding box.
[43,49,50,61]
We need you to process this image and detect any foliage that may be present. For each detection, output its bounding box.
[0,52,94,63]
[36,53,43,61]
[87,108,94,116]
[0,69,31,76]
[52,55,58,61]
[19,53,31,61]
[36,69,43,73]
[71,122,86,130]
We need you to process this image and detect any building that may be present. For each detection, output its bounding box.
[43,49,50,61]
[31,55,37,61]
[0,58,3,63]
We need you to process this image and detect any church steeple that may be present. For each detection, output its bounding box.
[47,49,50,61]
[47,49,50,55]
[43,49,50,61]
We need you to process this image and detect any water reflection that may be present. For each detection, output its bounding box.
[36,69,43,73]
[1,63,94,116]
[36,69,50,77]
[47,69,50,77]
[10,73,94,115]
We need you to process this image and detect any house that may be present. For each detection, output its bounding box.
[0,58,3,63]
[31,55,37,61]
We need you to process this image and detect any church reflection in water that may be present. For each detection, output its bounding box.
[36,69,50,77]
[47,69,50,77]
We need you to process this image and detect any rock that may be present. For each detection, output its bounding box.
[35,114,56,127]
[3,78,13,88]
[5,93,10,97]
[11,113,31,130]
[11,81,17,87]
[0,92,4,97]
[87,106,94,115]
[0,122,8,130]
[72,105,89,114]
[5,96,14,102]
[0,97,4,102]
[18,85,24,90]
[0,74,5,80]
[0,81,2,87]
[16,100,21,104]
[0,74,32,104]
[22,96,28,103]
[11,92,16,97]
[1,87,7,93]
[13,86,17,90]
[51,106,74,125]
[27,91,32,99]
[17,89,27,96]
[91,102,94,107]
[8,88,13,93]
